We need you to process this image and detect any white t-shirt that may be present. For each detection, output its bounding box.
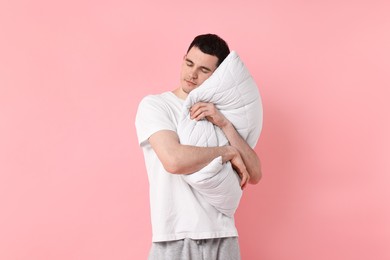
[135,91,238,242]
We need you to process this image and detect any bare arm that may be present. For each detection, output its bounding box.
[190,102,262,184]
[220,121,262,184]
[148,130,250,188]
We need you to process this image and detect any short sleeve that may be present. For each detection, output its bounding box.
[135,95,177,146]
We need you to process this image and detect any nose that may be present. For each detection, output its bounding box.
[189,68,198,79]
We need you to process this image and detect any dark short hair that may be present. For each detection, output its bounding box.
[187,34,230,67]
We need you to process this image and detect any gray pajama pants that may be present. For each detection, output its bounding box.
[148,237,241,260]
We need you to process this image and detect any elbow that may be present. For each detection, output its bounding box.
[162,155,185,174]
[249,175,262,185]
[249,157,262,184]
[163,161,180,174]
[249,167,262,185]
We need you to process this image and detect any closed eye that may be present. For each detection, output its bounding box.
[185,59,194,67]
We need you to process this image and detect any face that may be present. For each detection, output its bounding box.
[179,46,218,96]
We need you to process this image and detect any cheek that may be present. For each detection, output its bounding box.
[180,66,189,78]
[198,74,211,84]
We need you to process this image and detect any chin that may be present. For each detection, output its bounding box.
[181,83,195,93]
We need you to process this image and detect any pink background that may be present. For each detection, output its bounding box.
[1,0,389,259]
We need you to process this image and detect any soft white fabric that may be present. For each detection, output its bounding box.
[135,92,238,242]
[178,51,263,217]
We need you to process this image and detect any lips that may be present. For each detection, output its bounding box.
[185,80,196,86]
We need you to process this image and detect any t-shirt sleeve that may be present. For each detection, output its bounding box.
[135,95,177,146]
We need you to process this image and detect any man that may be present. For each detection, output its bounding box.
[135,34,262,260]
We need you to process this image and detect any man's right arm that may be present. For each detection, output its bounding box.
[149,130,250,187]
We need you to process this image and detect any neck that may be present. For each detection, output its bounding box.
[172,87,188,100]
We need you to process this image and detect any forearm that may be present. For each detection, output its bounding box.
[221,122,262,184]
[167,144,237,175]
[189,102,262,184]
[148,130,240,175]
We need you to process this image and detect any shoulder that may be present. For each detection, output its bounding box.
[137,94,165,115]
[136,92,180,125]
[135,92,179,145]
[139,93,163,106]
[138,91,183,116]
[138,92,173,109]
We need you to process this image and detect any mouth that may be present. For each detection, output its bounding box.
[185,80,196,86]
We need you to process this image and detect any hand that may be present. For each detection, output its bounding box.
[191,103,250,188]
[229,147,250,190]
[190,102,229,128]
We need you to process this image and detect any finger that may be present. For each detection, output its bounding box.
[240,172,248,189]
[190,104,216,118]
[191,110,206,120]
[191,107,210,120]
[240,168,250,189]
[190,102,207,112]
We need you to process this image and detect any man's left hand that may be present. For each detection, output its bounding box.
[190,102,228,128]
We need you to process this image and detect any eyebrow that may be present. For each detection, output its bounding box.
[185,58,213,72]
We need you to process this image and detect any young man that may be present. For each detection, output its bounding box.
[135,34,262,259]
